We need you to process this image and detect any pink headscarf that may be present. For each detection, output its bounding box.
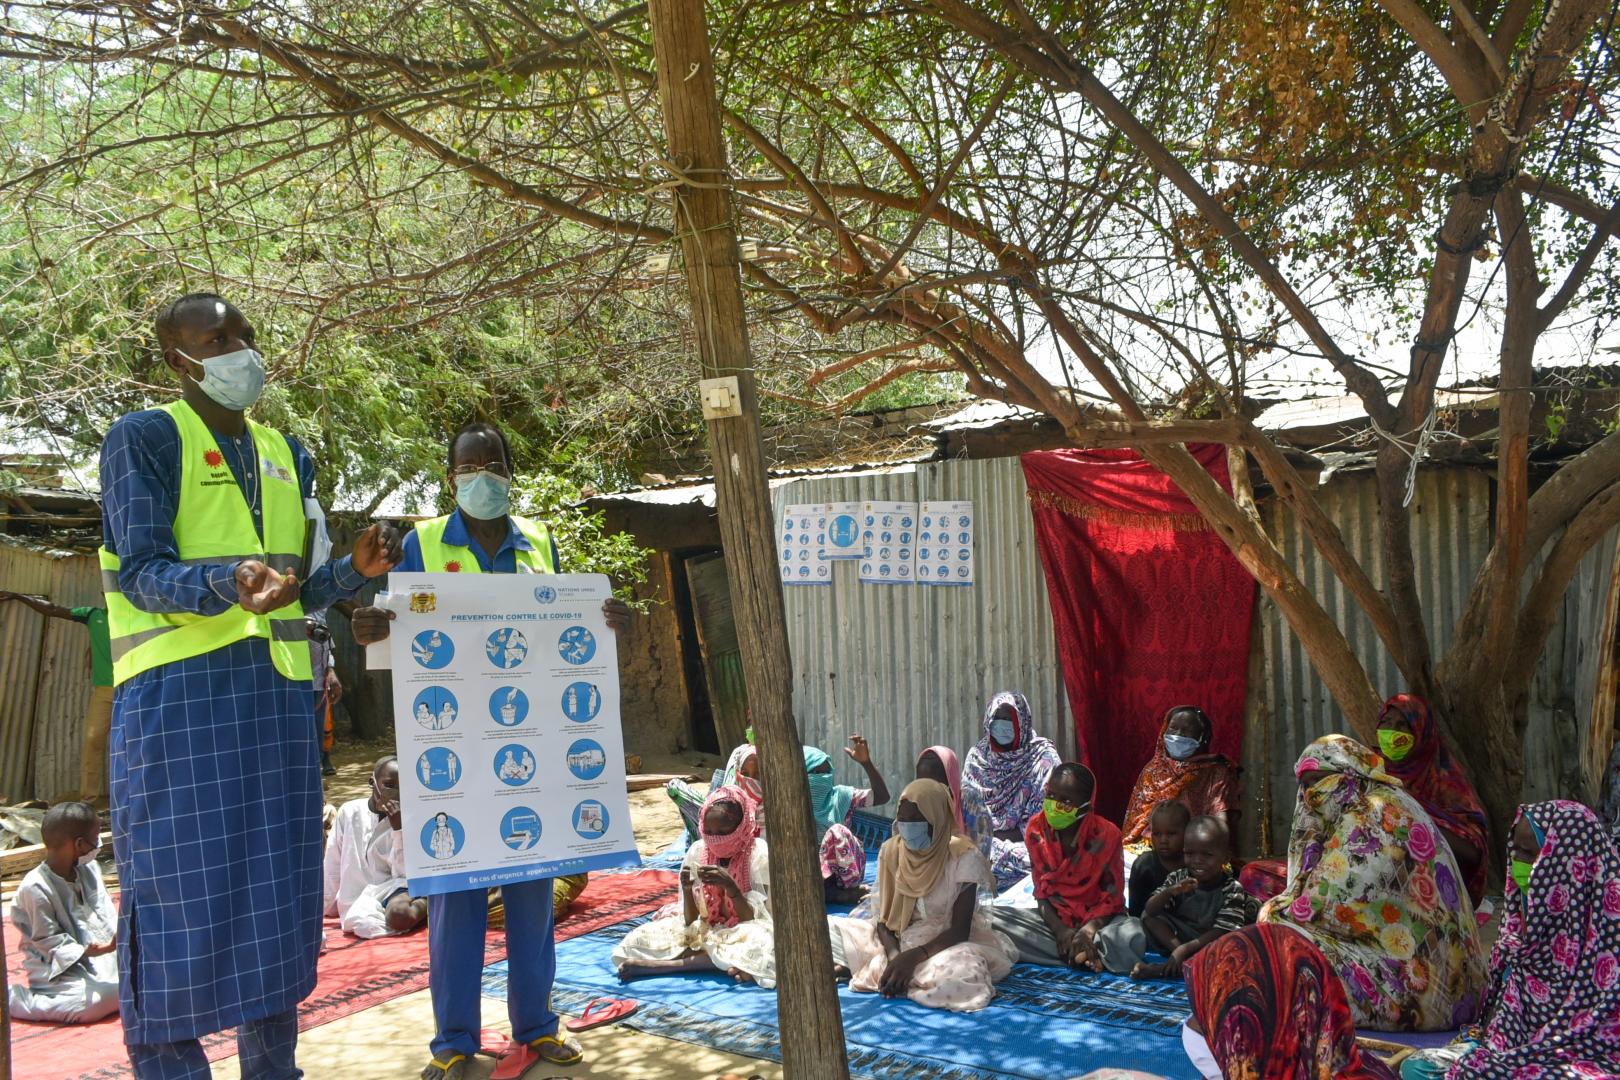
[697,784,758,928]
[917,745,967,833]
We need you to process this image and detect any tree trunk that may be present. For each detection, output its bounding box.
[646,2,852,1076]
[1433,674,1523,869]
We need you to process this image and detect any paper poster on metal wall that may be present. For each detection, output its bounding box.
[823,501,863,560]
[919,500,975,586]
[859,500,917,584]
[779,503,830,585]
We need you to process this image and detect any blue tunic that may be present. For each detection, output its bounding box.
[100,408,368,1046]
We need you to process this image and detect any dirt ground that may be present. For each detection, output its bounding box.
[279,739,771,1080]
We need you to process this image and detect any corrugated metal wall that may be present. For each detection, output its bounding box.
[0,539,104,801]
[771,457,1068,806]
[1523,521,1620,804]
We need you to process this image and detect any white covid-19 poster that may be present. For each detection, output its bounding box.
[386,573,640,896]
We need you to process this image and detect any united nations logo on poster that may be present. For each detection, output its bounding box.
[533,585,557,604]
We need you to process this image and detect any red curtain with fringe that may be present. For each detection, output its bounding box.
[1021,446,1256,821]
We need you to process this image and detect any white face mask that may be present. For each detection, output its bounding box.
[178,347,266,410]
[1181,1020,1222,1079]
[78,842,101,868]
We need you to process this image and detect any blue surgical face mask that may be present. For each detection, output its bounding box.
[179,347,266,410]
[989,718,1016,747]
[1164,734,1201,761]
[455,470,511,520]
[894,819,932,852]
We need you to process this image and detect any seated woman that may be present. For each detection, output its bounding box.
[993,763,1127,970]
[961,691,1062,889]
[1120,706,1240,853]
[1182,923,1397,1079]
[1374,694,1489,905]
[1242,695,1491,903]
[808,738,890,903]
[613,785,775,986]
[1259,735,1486,1032]
[832,779,1017,1011]
[1400,800,1620,1078]
[915,745,993,852]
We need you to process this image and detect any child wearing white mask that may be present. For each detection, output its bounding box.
[8,801,119,1023]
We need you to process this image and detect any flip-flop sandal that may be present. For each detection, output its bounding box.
[479,1029,516,1056]
[420,1053,467,1080]
[565,997,638,1032]
[490,1033,585,1078]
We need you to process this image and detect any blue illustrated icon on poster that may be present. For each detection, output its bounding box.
[566,739,608,781]
[959,515,971,527]
[899,564,912,577]
[831,514,858,548]
[937,565,950,579]
[558,625,596,666]
[920,547,931,560]
[415,747,462,791]
[959,548,971,561]
[422,812,465,861]
[901,516,913,528]
[493,743,538,786]
[501,807,542,850]
[412,687,459,731]
[880,564,891,577]
[958,566,970,578]
[411,630,454,670]
[485,627,528,669]
[899,548,911,561]
[489,687,529,727]
[572,800,610,838]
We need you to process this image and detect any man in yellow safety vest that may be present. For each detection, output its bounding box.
[98,293,402,1078]
[351,421,628,1079]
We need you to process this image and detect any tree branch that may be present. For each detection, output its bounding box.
[1538,194,1620,329]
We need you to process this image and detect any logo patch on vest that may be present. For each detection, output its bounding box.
[445,561,462,573]
[204,449,225,470]
[261,458,294,484]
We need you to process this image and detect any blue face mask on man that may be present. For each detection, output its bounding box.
[179,347,265,411]
[894,819,932,852]
[455,470,511,520]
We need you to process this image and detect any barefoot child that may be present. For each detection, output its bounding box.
[8,801,119,1023]
[1126,801,1189,916]
[323,757,427,938]
[1125,815,1253,979]
[613,785,775,986]
[994,763,1128,969]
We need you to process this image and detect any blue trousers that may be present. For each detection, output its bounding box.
[429,879,558,1059]
[127,1008,299,1079]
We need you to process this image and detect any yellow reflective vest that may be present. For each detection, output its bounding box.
[412,513,556,574]
[99,400,312,686]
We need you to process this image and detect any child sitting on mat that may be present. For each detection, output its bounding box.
[323,756,427,938]
[1126,801,1188,917]
[8,801,119,1023]
[1115,815,1254,980]
[993,763,1130,970]
[613,785,776,986]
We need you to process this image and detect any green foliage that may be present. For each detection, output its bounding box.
[510,472,653,601]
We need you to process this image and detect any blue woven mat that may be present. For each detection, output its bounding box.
[483,912,1197,1079]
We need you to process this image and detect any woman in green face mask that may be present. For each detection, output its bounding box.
[1374,694,1489,906]
[1400,801,1620,1078]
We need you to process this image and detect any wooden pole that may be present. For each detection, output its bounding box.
[646,2,852,1077]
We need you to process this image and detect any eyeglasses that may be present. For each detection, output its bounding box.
[449,462,511,480]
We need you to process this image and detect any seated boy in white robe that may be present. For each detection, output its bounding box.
[322,757,426,938]
[8,801,119,1023]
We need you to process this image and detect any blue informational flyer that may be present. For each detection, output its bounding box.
[779,502,831,585]
[386,573,641,896]
[919,500,975,586]
[859,500,918,584]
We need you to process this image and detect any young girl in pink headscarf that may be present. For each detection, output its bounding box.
[612,786,776,986]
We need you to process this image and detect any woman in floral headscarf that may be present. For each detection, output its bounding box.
[961,691,1062,889]
[1400,800,1620,1079]
[1258,735,1486,1032]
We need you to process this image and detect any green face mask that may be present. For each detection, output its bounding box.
[1377,728,1415,762]
[1043,797,1083,831]
[1510,858,1535,893]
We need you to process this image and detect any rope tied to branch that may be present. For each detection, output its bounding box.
[1368,408,1441,507]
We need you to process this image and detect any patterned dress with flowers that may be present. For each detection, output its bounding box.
[1259,735,1487,1032]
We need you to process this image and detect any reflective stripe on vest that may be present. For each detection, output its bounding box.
[98,400,312,685]
[412,514,556,574]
